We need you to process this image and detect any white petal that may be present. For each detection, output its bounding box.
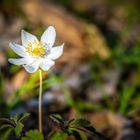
[41,26,56,48]
[8,58,32,66]
[23,60,40,73]
[40,58,55,71]
[21,30,38,47]
[9,42,28,57]
[47,44,64,60]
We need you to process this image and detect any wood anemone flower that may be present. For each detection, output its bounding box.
[8,26,64,73]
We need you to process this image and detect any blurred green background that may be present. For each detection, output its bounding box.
[0,0,140,139]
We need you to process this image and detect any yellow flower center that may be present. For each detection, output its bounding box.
[26,40,46,57]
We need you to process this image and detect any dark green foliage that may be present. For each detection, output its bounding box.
[48,131,67,140]
[49,114,103,140]
[50,114,64,126]
[69,119,99,135]
[0,128,13,140]
[0,113,101,140]
[21,130,44,140]
[0,113,30,140]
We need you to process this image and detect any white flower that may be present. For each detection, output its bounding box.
[8,26,64,73]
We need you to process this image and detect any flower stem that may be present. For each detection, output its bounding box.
[39,69,43,132]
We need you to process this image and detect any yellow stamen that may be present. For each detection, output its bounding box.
[26,40,46,57]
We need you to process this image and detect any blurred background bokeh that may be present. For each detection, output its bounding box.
[0,0,140,139]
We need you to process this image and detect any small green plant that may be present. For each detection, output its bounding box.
[21,130,44,140]
[0,113,30,140]
[49,114,103,140]
[0,114,103,140]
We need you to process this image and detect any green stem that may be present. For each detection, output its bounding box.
[39,69,43,132]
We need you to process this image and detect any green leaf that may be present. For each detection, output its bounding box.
[10,114,19,124]
[0,114,30,138]
[70,119,91,127]
[50,114,70,134]
[70,119,102,136]
[50,114,64,126]
[48,131,67,140]
[21,130,44,140]
[14,122,24,137]
[119,85,136,115]
[0,118,15,140]
[75,101,100,112]
[18,113,30,122]
[0,128,13,140]
[0,118,15,127]
[70,129,87,140]
[0,124,14,130]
